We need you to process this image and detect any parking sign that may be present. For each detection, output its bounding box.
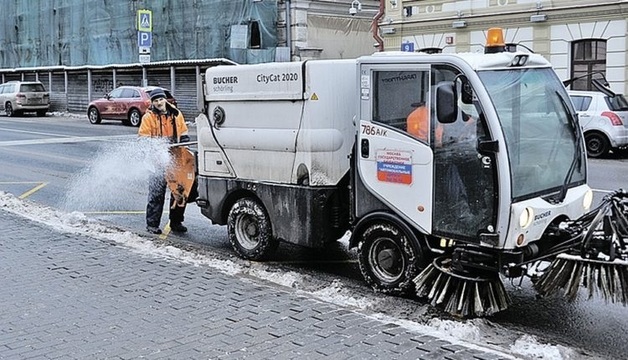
[138,31,152,47]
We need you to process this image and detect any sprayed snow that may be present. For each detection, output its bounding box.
[60,138,172,211]
[0,191,589,359]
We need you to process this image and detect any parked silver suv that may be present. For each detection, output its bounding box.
[0,81,50,117]
[569,89,628,158]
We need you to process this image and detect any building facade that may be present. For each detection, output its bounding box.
[380,0,628,93]
[0,0,380,115]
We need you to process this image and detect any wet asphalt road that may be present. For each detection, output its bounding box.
[1,113,627,359]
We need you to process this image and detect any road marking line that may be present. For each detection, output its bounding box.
[0,134,136,147]
[0,181,44,184]
[160,222,172,240]
[82,211,146,214]
[0,127,73,137]
[19,182,48,199]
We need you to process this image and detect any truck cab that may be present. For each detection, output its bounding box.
[354,51,591,250]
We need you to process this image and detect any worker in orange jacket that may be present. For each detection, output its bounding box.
[138,88,190,235]
[406,103,443,146]
[407,103,475,146]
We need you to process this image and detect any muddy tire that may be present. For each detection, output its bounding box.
[227,198,278,260]
[357,221,424,295]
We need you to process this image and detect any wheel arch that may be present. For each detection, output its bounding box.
[350,211,426,253]
[127,107,142,117]
[583,129,610,142]
[220,188,263,224]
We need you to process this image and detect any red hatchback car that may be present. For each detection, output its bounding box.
[87,86,177,127]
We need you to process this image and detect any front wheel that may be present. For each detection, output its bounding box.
[227,198,278,260]
[357,221,425,295]
[88,107,102,124]
[585,132,609,158]
[37,110,47,117]
[128,109,142,127]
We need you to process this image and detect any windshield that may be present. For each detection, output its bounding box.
[607,94,628,111]
[20,83,46,92]
[479,68,586,200]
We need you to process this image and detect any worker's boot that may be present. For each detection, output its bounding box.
[170,222,187,233]
[146,226,162,235]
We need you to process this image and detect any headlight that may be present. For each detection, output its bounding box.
[583,189,593,211]
[519,207,534,229]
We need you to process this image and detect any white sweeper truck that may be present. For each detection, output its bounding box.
[187,28,628,317]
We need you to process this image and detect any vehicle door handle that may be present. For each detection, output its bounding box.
[361,139,369,158]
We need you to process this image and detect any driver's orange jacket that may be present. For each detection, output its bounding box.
[406,105,443,146]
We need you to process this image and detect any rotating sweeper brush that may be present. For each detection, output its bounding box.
[415,190,628,318]
[413,255,510,317]
[534,190,628,304]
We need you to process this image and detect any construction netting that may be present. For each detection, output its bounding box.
[0,0,278,68]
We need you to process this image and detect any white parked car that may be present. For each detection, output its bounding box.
[0,81,50,117]
[568,89,628,158]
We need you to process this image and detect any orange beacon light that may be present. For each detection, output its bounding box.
[485,28,506,53]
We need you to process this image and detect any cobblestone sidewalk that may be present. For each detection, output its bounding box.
[0,209,517,359]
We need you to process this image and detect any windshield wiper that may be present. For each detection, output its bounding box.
[555,91,582,203]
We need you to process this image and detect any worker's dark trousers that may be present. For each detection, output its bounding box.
[146,173,185,228]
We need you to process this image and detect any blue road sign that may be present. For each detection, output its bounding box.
[401,42,414,52]
[138,10,152,32]
[138,31,152,47]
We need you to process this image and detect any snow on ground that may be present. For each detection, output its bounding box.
[0,191,581,359]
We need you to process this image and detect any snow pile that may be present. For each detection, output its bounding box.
[310,279,379,309]
[511,334,563,359]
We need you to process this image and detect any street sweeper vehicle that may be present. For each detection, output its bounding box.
[193,28,628,317]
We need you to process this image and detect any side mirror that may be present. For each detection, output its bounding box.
[460,78,473,104]
[105,93,111,100]
[436,82,457,124]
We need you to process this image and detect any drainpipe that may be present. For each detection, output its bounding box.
[372,0,384,52]
[285,0,292,60]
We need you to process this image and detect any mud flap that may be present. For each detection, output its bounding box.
[166,147,196,209]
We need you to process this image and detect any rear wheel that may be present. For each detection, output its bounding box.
[5,103,14,117]
[88,107,102,124]
[227,198,278,260]
[128,109,142,127]
[585,132,609,158]
[357,221,425,295]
